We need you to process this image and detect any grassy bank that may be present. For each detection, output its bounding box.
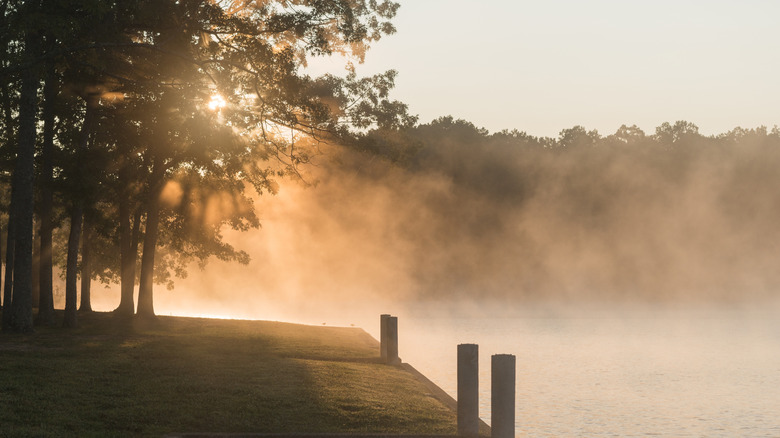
[0,311,457,437]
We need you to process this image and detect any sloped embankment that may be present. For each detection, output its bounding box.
[0,311,457,437]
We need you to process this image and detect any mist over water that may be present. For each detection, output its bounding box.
[399,305,780,436]
[87,121,780,319]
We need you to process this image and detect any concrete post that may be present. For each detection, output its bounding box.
[386,316,399,365]
[457,343,479,436]
[491,354,516,438]
[380,314,390,361]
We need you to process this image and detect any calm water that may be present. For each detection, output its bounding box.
[398,307,780,437]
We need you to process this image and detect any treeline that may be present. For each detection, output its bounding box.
[328,117,780,302]
[0,0,409,332]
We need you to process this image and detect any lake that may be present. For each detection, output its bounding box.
[395,305,780,437]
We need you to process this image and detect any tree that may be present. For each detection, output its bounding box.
[608,124,647,145]
[1,0,410,322]
[654,120,700,146]
[35,66,59,325]
[8,32,39,333]
[557,125,601,149]
[78,213,93,313]
[63,92,99,327]
[126,0,407,317]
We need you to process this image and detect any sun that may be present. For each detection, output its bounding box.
[208,94,226,111]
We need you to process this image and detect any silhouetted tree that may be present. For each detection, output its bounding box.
[35,66,58,326]
[557,125,601,149]
[607,124,648,146]
[654,120,700,146]
[8,34,39,333]
[78,214,92,312]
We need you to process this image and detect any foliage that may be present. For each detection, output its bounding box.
[1,0,410,318]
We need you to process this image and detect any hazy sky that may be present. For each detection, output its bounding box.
[314,1,780,137]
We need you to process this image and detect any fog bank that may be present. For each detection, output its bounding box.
[89,120,780,321]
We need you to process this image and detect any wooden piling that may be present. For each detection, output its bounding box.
[380,314,390,362]
[457,343,479,436]
[386,316,399,365]
[491,354,516,438]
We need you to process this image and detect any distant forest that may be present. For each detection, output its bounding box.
[308,117,780,303]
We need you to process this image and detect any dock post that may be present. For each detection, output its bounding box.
[380,314,390,362]
[491,354,516,438]
[457,343,479,436]
[386,316,399,365]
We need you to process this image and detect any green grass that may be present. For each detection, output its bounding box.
[0,311,457,438]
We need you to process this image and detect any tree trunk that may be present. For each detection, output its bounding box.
[63,95,95,328]
[63,203,82,328]
[0,61,11,314]
[0,85,9,308]
[0,67,13,136]
[31,222,40,309]
[136,190,160,318]
[36,66,56,325]
[115,170,135,317]
[137,157,165,319]
[1,196,15,331]
[131,207,142,257]
[0,217,4,308]
[9,43,39,333]
[79,215,92,312]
